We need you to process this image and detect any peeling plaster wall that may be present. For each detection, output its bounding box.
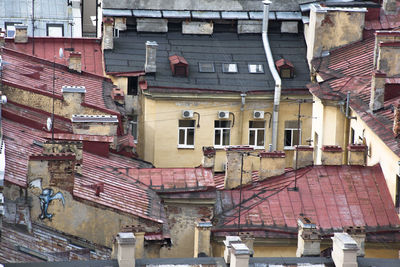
[160,203,214,258]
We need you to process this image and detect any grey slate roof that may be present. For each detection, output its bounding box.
[104,31,310,92]
[102,0,319,12]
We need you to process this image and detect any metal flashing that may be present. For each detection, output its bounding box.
[275,12,302,20]
[249,11,275,20]
[221,11,249,20]
[192,11,221,19]
[162,10,191,18]
[61,85,86,93]
[132,10,162,18]
[102,9,132,17]
[71,115,118,123]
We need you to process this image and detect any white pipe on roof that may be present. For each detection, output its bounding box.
[262,0,281,151]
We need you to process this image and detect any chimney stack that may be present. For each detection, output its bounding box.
[369,71,387,112]
[239,232,255,256]
[331,233,359,267]
[293,146,314,169]
[68,52,82,73]
[194,218,212,257]
[144,41,158,73]
[259,151,286,180]
[224,146,254,189]
[321,145,342,165]
[344,226,366,257]
[383,0,398,15]
[62,86,86,115]
[347,144,367,165]
[202,146,216,170]
[230,243,251,267]
[394,101,400,136]
[102,17,114,50]
[223,236,242,264]
[14,25,28,44]
[112,232,136,267]
[296,217,321,257]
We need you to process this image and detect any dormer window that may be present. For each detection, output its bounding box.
[169,55,189,77]
[275,59,294,79]
[199,62,215,73]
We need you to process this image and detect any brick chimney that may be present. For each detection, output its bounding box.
[394,101,400,136]
[259,151,285,180]
[223,236,242,264]
[28,153,76,194]
[102,17,114,50]
[344,226,366,257]
[230,243,251,267]
[112,232,136,267]
[321,145,343,165]
[293,145,314,169]
[224,146,254,189]
[194,218,212,257]
[331,232,358,267]
[347,144,367,165]
[296,217,321,257]
[43,141,83,175]
[144,41,158,73]
[14,25,28,44]
[202,146,216,170]
[68,52,82,73]
[62,86,86,115]
[383,0,398,15]
[369,70,387,111]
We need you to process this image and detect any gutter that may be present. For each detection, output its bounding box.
[262,1,282,151]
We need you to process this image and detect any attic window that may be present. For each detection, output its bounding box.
[199,62,215,73]
[169,55,189,77]
[222,63,238,73]
[248,64,264,74]
[275,59,294,79]
[5,22,22,37]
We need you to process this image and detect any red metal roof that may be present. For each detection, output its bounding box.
[364,3,400,32]
[214,165,400,239]
[1,48,117,117]
[4,37,104,76]
[116,167,215,192]
[2,118,164,223]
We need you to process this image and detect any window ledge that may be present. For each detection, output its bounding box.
[284,147,295,151]
[177,145,195,150]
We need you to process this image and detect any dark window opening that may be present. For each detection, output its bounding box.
[128,77,138,95]
[350,128,355,144]
[396,175,400,213]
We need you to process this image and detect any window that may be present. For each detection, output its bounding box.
[248,64,264,74]
[214,120,231,147]
[350,128,355,144]
[222,63,238,73]
[127,77,138,95]
[198,62,215,73]
[113,28,120,38]
[284,120,301,148]
[130,115,138,143]
[178,120,195,148]
[249,121,265,148]
[5,22,21,37]
[46,24,64,37]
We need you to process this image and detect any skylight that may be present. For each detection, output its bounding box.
[248,64,264,73]
[198,62,215,73]
[222,63,238,73]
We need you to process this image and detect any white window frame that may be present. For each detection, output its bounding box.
[130,116,138,144]
[249,121,265,149]
[284,121,301,149]
[47,24,64,37]
[178,120,195,148]
[214,121,231,148]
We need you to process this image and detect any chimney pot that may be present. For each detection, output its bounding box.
[370,71,387,112]
[230,243,250,267]
[145,41,158,73]
[14,25,28,44]
[321,145,343,165]
[331,233,358,267]
[344,226,366,257]
[224,146,254,189]
[114,232,136,267]
[296,216,321,257]
[223,236,242,264]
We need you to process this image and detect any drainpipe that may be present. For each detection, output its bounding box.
[240,93,246,144]
[262,0,282,151]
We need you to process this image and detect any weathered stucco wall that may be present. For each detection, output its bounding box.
[142,96,312,171]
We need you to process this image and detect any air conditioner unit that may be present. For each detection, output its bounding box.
[218,111,230,119]
[182,110,194,118]
[253,110,264,119]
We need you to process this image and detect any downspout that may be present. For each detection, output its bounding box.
[240,93,246,144]
[262,1,282,151]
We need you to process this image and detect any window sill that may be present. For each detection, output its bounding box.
[177,145,195,150]
[214,146,229,150]
[284,147,296,151]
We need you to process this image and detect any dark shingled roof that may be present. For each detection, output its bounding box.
[104,31,310,92]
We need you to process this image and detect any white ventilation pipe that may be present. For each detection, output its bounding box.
[262,0,281,151]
